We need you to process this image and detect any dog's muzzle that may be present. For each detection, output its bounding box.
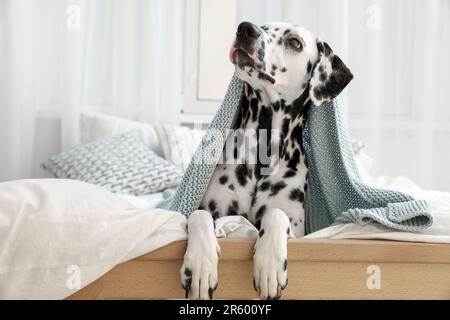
[230,21,261,66]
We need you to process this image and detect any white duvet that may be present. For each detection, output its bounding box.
[0,179,186,299]
[1,178,449,299]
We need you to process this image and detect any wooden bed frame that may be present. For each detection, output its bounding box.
[68,238,450,300]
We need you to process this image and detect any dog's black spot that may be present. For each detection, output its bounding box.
[257,105,273,131]
[318,65,327,82]
[294,222,298,226]
[283,151,290,162]
[259,228,265,237]
[212,211,219,219]
[251,185,258,207]
[219,175,228,185]
[250,98,258,122]
[235,164,250,186]
[283,259,288,271]
[287,227,290,235]
[289,188,305,203]
[283,29,291,35]
[257,48,265,60]
[281,118,290,138]
[290,125,303,146]
[228,184,235,191]
[227,200,239,215]
[277,37,282,45]
[307,60,313,73]
[283,169,296,178]
[184,268,192,277]
[270,181,287,196]
[208,200,217,212]
[274,27,279,31]
[258,72,274,83]
[290,89,311,119]
[317,41,324,54]
[287,149,301,170]
[259,181,271,191]
[272,100,281,112]
[255,205,266,221]
[272,64,277,70]
[280,67,287,72]
[254,89,262,101]
[270,71,275,76]
[318,41,332,57]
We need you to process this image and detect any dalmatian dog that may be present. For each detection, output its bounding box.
[180,21,353,300]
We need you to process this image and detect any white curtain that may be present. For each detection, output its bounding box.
[0,0,183,181]
[238,0,450,191]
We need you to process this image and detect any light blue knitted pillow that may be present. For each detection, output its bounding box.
[41,132,182,195]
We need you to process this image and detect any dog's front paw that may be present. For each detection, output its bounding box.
[181,210,220,300]
[253,208,292,299]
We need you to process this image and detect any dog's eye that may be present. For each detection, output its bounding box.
[289,38,303,50]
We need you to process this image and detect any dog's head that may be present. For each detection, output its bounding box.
[230,21,353,105]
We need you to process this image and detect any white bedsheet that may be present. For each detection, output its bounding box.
[0,179,187,299]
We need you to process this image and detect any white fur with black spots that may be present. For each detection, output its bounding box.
[181,21,353,300]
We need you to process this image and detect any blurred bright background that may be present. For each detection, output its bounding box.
[0,0,449,190]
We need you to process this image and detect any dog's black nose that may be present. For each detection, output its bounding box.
[237,21,261,40]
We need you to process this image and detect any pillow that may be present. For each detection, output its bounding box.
[155,123,205,171]
[80,111,163,157]
[41,132,182,195]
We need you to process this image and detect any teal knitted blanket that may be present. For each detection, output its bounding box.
[163,74,433,234]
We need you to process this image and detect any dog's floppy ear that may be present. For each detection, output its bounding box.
[309,39,353,106]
